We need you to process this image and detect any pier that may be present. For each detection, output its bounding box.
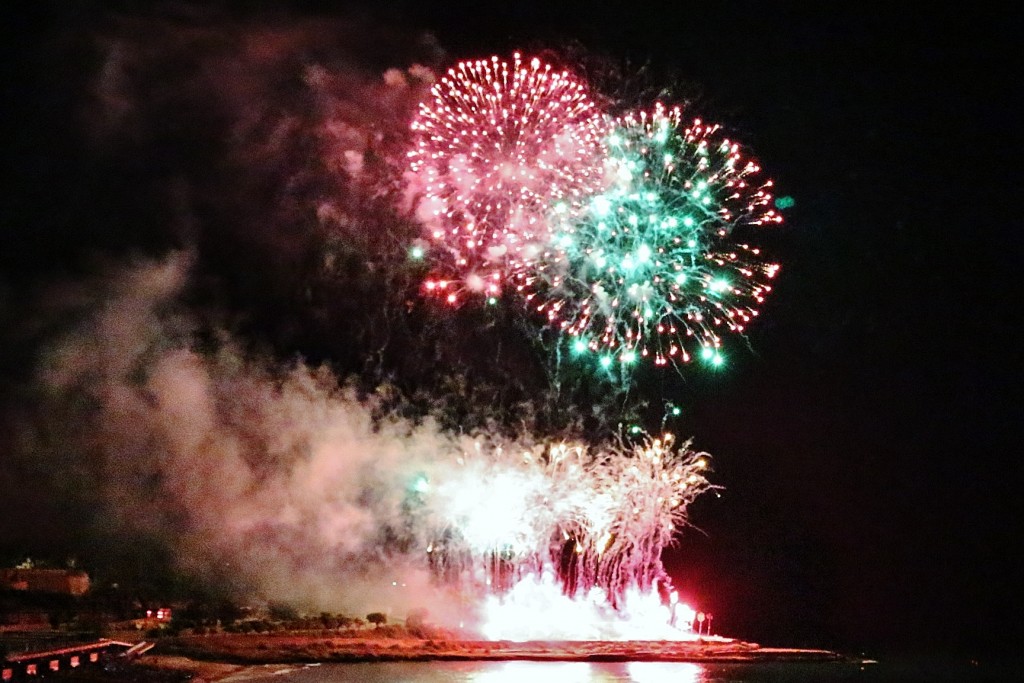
[2,639,150,680]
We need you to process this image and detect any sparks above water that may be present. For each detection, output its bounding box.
[479,571,699,641]
[405,432,712,637]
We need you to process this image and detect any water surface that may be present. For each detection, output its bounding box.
[221,659,886,683]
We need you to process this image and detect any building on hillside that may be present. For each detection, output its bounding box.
[0,569,90,596]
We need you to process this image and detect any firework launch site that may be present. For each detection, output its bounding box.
[2,598,854,683]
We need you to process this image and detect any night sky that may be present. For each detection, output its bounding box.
[3,1,1021,659]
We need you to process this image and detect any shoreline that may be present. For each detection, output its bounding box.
[155,633,851,667]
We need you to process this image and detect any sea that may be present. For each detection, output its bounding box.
[219,658,1019,683]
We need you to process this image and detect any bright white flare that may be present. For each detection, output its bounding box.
[414,432,713,625]
[480,571,699,641]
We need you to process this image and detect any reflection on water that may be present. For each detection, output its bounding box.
[469,661,598,683]
[463,661,703,683]
[625,661,703,683]
[229,660,707,682]
[225,659,876,683]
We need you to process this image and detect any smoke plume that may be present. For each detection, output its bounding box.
[17,251,482,622]
[2,6,478,622]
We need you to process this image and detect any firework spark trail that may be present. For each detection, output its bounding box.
[417,432,713,607]
[409,53,609,304]
[523,103,782,369]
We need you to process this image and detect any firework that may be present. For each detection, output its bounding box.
[523,103,782,368]
[479,571,699,641]
[396,58,786,638]
[414,432,713,606]
[409,53,609,304]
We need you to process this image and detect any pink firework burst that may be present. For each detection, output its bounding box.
[409,53,609,304]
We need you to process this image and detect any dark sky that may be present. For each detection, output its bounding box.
[3,0,1022,658]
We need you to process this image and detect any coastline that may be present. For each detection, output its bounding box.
[153,633,848,668]
[2,632,856,681]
